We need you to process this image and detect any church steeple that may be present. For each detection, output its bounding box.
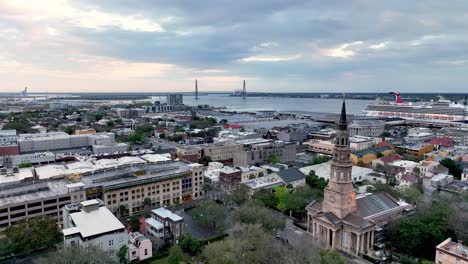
[321,98,357,219]
[338,96,347,129]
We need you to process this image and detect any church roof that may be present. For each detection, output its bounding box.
[356,192,401,219]
[277,168,305,183]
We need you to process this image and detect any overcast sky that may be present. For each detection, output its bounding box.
[1,0,468,93]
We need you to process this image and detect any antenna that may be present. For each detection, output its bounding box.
[195,79,198,100]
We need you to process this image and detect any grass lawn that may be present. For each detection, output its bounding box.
[149,256,168,264]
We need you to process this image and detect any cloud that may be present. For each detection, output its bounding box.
[1,0,468,92]
[239,54,301,62]
[320,41,363,59]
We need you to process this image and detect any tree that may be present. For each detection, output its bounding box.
[128,133,143,143]
[179,234,202,255]
[129,216,140,232]
[310,155,331,165]
[118,245,129,264]
[202,224,316,264]
[284,186,320,215]
[3,120,37,133]
[306,171,328,196]
[400,186,423,204]
[380,131,391,138]
[174,126,185,133]
[142,197,152,217]
[198,156,212,166]
[202,224,277,264]
[230,185,250,205]
[267,154,280,164]
[319,249,346,264]
[257,171,264,177]
[232,201,285,232]
[118,204,128,217]
[5,217,62,255]
[357,160,365,167]
[385,202,456,260]
[440,158,463,179]
[106,120,115,128]
[274,186,289,211]
[18,162,32,168]
[168,245,184,264]
[36,246,117,264]
[189,200,227,231]
[252,189,277,208]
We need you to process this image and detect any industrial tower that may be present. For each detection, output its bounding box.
[195,79,198,100]
[242,80,246,99]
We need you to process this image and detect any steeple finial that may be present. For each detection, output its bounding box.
[339,95,347,123]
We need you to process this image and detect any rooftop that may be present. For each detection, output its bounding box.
[437,238,468,260]
[145,217,164,230]
[64,200,125,238]
[152,207,183,222]
[243,174,283,189]
[276,168,305,183]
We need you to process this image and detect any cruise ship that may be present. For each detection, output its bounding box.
[362,92,468,122]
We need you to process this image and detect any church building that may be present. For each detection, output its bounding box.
[306,99,413,257]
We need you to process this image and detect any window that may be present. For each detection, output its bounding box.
[120,237,124,244]
[144,249,148,256]
[109,240,114,247]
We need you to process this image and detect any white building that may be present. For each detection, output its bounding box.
[0,152,55,167]
[0,130,17,145]
[18,132,117,153]
[62,200,128,252]
[300,161,373,183]
[92,143,128,155]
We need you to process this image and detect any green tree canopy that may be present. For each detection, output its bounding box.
[319,249,346,264]
[267,154,281,164]
[129,216,141,232]
[5,217,62,255]
[232,201,285,232]
[252,189,278,208]
[36,246,117,264]
[440,158,463,179]
[179,234,202,255]
[167,245,184,264]
[189,200,227,232]
[230,184,250,205]
[386,202,457,260]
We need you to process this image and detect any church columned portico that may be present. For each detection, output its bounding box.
[308,216,375,255]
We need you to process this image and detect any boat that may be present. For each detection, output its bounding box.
[362,92,467,122]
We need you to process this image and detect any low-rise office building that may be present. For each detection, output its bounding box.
[233,139,297,167]
[306,139,335,155]
[17,132,116,153]
[115,108,146,119]
[0,157,204,231]
[0,151,56,167]
[92,143,128,155]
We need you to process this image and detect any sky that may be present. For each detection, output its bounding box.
[1,0,468,93]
